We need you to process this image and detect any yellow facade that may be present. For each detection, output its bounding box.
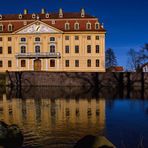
[0,10,106,72]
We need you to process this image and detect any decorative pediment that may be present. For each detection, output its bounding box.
[16,21,62,34]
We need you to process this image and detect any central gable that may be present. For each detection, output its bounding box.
[16,21,62,34]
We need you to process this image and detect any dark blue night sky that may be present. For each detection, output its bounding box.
[1,0,148,68]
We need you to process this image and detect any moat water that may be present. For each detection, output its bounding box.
[0,86,148,148]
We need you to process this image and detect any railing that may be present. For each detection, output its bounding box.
[15,52,61,59]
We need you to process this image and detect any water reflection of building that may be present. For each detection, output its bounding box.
[0,94,105,146]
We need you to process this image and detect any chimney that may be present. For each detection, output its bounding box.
[24,9,28,15]
[59,8,63,18]
[81,8,85,17]
[41,8,46,14]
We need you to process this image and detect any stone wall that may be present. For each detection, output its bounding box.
[5,72,148,88]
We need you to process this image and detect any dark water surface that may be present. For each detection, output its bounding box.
[0,87,148,148]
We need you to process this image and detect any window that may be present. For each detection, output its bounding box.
[0,61,2,67]
[46,13,49,18]
[87,59,91,67]
[96,36,99,40]
[65,60,69,67]
[95,23,100,29]
[75,36,79,40]
[75,45,79,53]
[0,37,2,41]
[20,38,26,42]
[35,37,40,42]
[96,59,100,67]
[96,45,100,53]
[74,22,79,30]
[8,24,13,31]
[8,37,11,41]
[0,24,3,32]
[65,36,69,40]
[50,45,55,53]
[87,36,91,40]
[86,22,91,30]
[65,46,70,53]
[32,13,36,19]
[50,60,55,67]
[0,47,3,54]
[21,46,26,53]
[65,23,70,30]
[50,37,55,42]
[8,46,12,54]
[87,45,91,53]
[8,60,12,67]
[75,60,79,67]
[21,60,26,67]
[19,14,22,19]
[35,45,40,53]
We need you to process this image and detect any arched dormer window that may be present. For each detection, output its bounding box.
[0,15,2,20]
[65,22,70,30]
[50,45,55,53]
[20,46,26,53]
[86,22,91,30]
[46,13,49,18]
[35,37,40,42]
[19,14,22,19]
[8,24,13,32]
[32,13,36,19]
[74,22,80,30]
[0,24,3,32]
[35,45,40,53]
[95,22,100,30]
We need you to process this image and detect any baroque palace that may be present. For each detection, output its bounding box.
[0,9,106,72]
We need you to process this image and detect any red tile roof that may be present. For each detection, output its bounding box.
[0,11,106,33]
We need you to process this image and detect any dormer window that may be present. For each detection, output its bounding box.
[0,15,2,20]
[46,13,49,18]
[8,24,13,32]
[19,14,22,19]
[95,22,100,30]
[65,22,70,30]
[86,22,91,30]
[32,13,36,19]
[35,37,40,42]
[74,22,80,30]
[0,24,3,32]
